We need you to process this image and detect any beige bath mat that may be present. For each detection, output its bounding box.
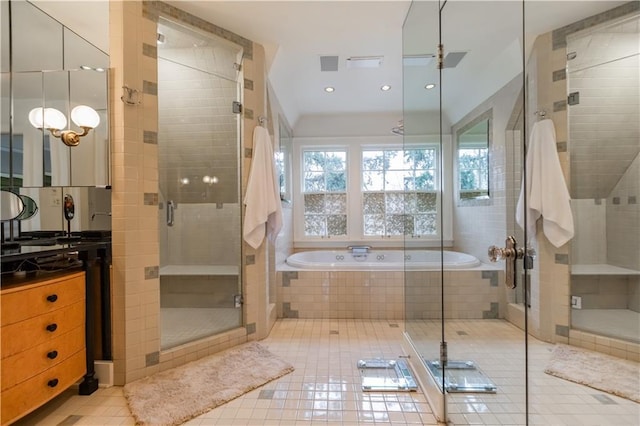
[123,342,294,425]
[544,343,639,403]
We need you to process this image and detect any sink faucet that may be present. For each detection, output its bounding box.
[91,212,111,221]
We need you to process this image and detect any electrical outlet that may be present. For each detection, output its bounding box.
[571,296,582,309]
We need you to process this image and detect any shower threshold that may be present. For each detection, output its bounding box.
[357,358,418,391]
[425,360,497,393]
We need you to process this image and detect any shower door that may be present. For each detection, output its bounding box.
[402,1,529,423]
[156,18,243,350]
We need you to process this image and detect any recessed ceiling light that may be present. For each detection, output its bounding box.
[381,85,391,91]
[324,86,335,93]
[425,83,436,90]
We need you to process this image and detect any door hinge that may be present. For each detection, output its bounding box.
[437,44,444,70]
[439,341,448,366]
[232,101,243,114]
[568,92,580,105]
[234,294,243,308]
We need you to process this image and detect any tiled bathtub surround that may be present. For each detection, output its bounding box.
[278,271,405,319]
[405,270,504,320]
[278,268,503,320]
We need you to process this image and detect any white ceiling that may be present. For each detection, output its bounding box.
[33,0,629,128]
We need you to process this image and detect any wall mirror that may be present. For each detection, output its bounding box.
[1,0,109,189]
[455,110,492,206]
[0,190,24,222]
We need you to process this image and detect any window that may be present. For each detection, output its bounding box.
[362,148,438,237]
[294,136,451,245]
[302,150,347,237]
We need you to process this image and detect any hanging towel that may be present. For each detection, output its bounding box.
[243,126,283,249]
[516,119,574,247]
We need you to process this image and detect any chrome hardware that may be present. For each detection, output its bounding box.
[167,200,175,226]
[234,294,243,308]
[488,236,526,289]
[348,245,371,254]
[376,254,385,261]
[404,254,412,261]
[336,255,345,261]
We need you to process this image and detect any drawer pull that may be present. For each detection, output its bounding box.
[46,294,59,302]
[47,378,59,388]
[46,323,58,332]
[47,350,59,359]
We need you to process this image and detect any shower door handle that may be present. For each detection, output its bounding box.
[488,236,524,289]
[167,200,175,226]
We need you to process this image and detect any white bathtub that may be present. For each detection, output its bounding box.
[285,249,481,271]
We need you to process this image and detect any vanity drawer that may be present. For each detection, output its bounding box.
[1,301,85,359]
[1,326,85,391]
[1,272,85,326]
[0,349,85,426]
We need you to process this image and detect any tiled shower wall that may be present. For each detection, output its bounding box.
[162,203,240,267]
[607,154,640,271]
[523,2,640,347]
[109,1,270,385]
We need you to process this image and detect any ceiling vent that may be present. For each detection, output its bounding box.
[320,55,339,72]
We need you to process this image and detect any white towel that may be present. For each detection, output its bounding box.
[243,126,283,249]
[516,119,574,247]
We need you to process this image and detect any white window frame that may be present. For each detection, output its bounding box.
[293,135,453,248]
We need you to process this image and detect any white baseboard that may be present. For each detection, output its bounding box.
[94,360,114,388]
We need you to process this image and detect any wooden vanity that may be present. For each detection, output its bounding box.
[1,272,86,425]
[0,240,111,425]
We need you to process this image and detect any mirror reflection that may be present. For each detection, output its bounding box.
[1,0,109,189]
[456,112,491,204]
[16,195,38,221]
[0,190,24,221]
[277,117,293,203]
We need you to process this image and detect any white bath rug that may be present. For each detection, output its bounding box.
[544,343,639,403]
[123,342,294,426]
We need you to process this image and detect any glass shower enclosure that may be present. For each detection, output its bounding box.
[402,1,638,424]
[156,18,244,350]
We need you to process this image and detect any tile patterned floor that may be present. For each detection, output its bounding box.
[13,319,640,425]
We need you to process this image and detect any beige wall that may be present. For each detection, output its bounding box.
[108,1,273,385]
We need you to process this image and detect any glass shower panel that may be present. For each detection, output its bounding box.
[567,15,640,343]
[401,0,445,421]
[157,18,243,350]
[439,2,527,423]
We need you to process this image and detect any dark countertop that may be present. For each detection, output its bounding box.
[1,237,111,288]
[1,240,111,263]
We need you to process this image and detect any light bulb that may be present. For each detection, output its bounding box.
[43,108,67,130]
[28,108,45,128]
[71,105,100,129]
